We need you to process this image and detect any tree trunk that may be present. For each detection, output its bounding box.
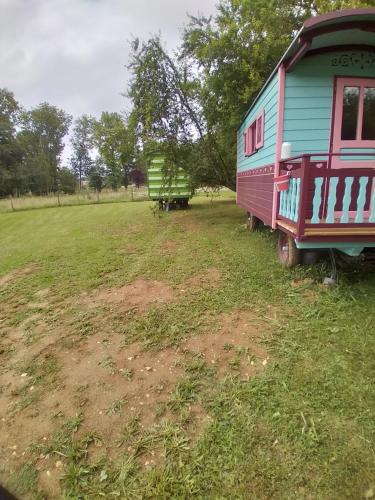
[224,179,236,192]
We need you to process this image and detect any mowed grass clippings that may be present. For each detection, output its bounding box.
[0,193,374,499]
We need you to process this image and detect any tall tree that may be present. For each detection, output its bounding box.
[93,112,135,190]
[70,114,95,190]
[88,159,105,196]
[129,0,374,190]
[0,88,24,197]
[20,103,71,194]
[127,37,228,188]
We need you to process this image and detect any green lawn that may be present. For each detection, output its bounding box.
[0,193,374,499]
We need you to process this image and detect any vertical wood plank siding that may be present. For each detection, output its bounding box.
[283,50,375,157]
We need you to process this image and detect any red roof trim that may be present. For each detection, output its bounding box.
[304,8,375,30]
[238,8,375,129]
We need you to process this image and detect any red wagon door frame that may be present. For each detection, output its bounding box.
[331,77,375,168]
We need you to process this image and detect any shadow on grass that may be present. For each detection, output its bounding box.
[191,198,236,210]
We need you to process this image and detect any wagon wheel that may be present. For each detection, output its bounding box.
[247,212,261,232]
[278,231,301,267]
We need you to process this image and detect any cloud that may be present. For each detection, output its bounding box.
[0,0,217,119]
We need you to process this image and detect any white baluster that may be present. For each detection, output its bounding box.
[341,177,354,223]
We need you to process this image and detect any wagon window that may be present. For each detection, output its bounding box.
[251,122,256,151]
[362,87,375,140]
[341,86,359,140]
[244,111,264,157]
[256,118,261,143]
[256,110,264,149]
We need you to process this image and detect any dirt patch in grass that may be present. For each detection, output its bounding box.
[84,278,175,312]
[125,243,138,254]
[44,334,185,455]
[291,278,322,302]
[37,466,61,500]
[184,402,212,445]
[182,310,271,379]
[0,308,273,499]
[291,278,314,288]
[160,239,178,254]
[27,301,49,310]
[0,315,61,367]
[0,351,61,488]
[0,265,38,288]
[34,288,50,299]
[180,268,222,291]
[179,218,200,232]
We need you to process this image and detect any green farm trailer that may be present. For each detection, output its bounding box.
[147,155,192,210]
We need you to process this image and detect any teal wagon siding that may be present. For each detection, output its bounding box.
[236,9,375,258]
[237,73,279,172]
[236,72,279,225]
[283,50,375,157]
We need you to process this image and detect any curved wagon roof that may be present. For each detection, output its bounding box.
[242,8,375,123]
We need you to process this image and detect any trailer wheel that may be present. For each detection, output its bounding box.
[278,231,301,267]
[247,212,261,232]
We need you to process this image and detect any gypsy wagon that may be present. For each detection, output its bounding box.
[237,8,375,267]
[147,154,192,210]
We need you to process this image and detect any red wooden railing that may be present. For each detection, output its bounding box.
[278,153,375,240]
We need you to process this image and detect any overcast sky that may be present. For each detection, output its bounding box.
[0,0,218,120]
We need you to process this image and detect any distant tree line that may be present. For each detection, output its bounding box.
[0,89,145,198]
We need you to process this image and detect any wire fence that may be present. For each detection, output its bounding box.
[0,186,149,213]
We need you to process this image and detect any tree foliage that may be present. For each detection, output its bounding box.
[57,167,77,194]
[70,114,95,189]
[93,112,136,190]
[128,0,375,190]
[17,103,72,194]
[0,93,74,196]
[0,91,144,198]
[88,160,106,193]
[128,37,234,189]
[0,89,23,197]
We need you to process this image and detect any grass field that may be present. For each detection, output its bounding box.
[0,193,375,499]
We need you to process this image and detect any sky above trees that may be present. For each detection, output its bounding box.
[0,0,217,119]
[2,0,373,195]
